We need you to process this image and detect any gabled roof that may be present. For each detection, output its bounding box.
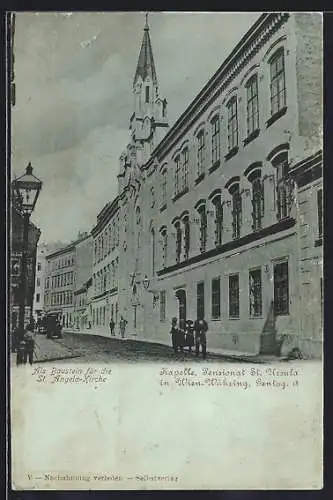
[133,19,157,86]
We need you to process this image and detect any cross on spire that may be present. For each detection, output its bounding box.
[133,11,157,86]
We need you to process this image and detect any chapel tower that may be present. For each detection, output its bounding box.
[129,13,169,166]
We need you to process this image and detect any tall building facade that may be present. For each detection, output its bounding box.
[44,243,77,327]
[90,198,120,334]
[73,233,93,330]
[116,13,322,357]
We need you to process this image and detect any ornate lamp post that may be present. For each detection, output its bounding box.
[143,275,159,308]
[12,162,42,338]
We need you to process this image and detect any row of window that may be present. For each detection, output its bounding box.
[45,272,75,290]
[159,48,287,203]
[159,261,289,323]
[75,295,87,307]
[92,303,119,327]
[92,258,119,295]
[61,313,74,328]
[44,291,73,307]
[49,255,75,272]
[93,220,119,265]
[158,152,292,269]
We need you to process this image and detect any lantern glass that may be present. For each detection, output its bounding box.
[12,163,42,215]
[143,276,150,290]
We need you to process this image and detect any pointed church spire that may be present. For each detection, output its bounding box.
[133,12,158,87]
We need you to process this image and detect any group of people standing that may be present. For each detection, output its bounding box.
[170,317,208,359]
[109,316,128,339]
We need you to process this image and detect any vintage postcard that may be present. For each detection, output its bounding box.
[8,11,323,490]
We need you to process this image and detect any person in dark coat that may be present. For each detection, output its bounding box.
[170,317,178,352]
[119,316,127,339]
[194,318,208,359]
[185,320,195,352]
[109,318,115,336]
[16,339,27,366]
[177,319,186,353]
[23,323,36,365]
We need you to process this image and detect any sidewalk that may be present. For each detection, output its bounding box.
[63,328,276,363]
[31,334,80,363]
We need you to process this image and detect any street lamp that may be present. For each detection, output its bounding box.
[12,162,42,338]
[142,275,159,307]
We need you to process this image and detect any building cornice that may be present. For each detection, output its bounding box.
[46,244,75,260]
[46,233,91,260]
[158,216,296,276]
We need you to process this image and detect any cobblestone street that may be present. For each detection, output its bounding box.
[49,331,238,364]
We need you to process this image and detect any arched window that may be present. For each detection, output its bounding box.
[116,215,119,245]
[212,195,223,247]
[94,241,97,264]
[111,261,115,286]
[181,148,189,191]
[229,183,242,239]
[269,48,286,116]
[197,129,205,178]
[108,225,111,253]
[211,115,220,166]
[174,221,182,263]
[248,169,264,231]
[160,228,168,268]
[227,96,238,151]
[183,216,190,260]
[197,204,207,253]
[161,167,167,208]
[150,187,155,208]
[162,98,167,117]
[245,75,259,136]
[174,155,181,196]
[272,151,290,220]
[103,268,107,291]
[151,228,155,274]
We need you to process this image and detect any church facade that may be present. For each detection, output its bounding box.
[116,13,323,357]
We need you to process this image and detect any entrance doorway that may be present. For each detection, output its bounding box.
[175,289,186,328]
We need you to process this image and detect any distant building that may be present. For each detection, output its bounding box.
[115,13,322,358]
[32,243,47,320]
[89,199,120,333]
[44,243,77,327]
[44,233,94,329]
[73,234,93,330]
[32,241,66,322]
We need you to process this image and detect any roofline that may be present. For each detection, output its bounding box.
[46,234,90,260]
[91,196,119,236]
[145,13,287,164]
[46,243,75,259]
